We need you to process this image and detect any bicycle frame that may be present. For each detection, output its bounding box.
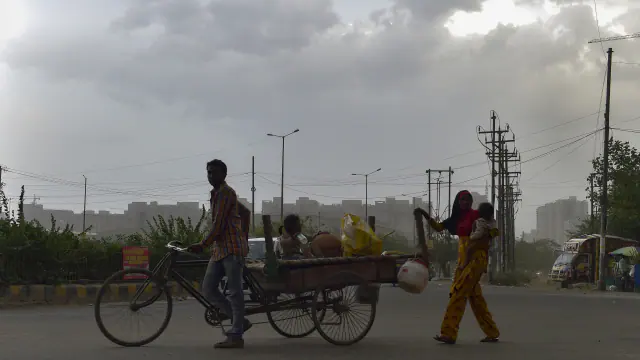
[129,247,311,316]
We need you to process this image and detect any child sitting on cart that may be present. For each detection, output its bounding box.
[280,214,310,260]
[280,214,343,259]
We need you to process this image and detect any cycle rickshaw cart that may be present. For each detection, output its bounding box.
[94,214,430,347]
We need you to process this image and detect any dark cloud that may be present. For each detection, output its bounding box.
[1,0,639,232]
[112,0,340,56]
[392,0,483,20]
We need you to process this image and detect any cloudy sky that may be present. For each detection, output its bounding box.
[0,0,639,234]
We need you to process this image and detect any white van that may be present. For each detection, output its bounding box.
[247,237,267,260]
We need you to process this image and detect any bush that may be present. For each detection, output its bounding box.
[0,183,209,284]
[491,270,532,286]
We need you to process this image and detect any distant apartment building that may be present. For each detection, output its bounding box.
[520,230,539,243]
[22,199,240,238]
[535,196,588,243]
[26,194,440,245]
[261,196,429,244]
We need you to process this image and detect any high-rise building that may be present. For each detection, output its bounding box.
[535,196,588,242]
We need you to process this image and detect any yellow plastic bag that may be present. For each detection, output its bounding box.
[341,214,383,257]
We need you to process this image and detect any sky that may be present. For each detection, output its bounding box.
[0,0,639,234]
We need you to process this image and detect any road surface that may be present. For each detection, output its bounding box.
[1,284,640,360]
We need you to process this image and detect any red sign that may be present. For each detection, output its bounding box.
[122,246,150,280]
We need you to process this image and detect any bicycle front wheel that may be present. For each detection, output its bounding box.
[95,268,173,347]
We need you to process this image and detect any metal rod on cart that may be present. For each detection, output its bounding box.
[414,211,430,265]
[368,216,376,232]
[262,215,278,278]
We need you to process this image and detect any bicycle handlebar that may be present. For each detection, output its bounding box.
[165,241,203,257]
[166,241,189,253]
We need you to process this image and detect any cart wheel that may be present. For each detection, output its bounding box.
[267,291,324,338]
[95,268,173,347]
[311,271,377,346]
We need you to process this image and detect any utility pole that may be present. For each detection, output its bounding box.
[82,175,87,233]
[251,156,256,234]
[426,169,454,217]
[489,112,497,205]
[597,47,613,291]
[267,129,299,222]
[504,181,521,271]
[448,166,453,217]
[498,142,505,271]
[499,145,520,272]
[427,170,432,219]
[587,29,633,289]
[479,114,520,275]
[426,168,454,255]
[352,168,382,219]
[589,173,595,232]
[427,169,432,243]
[479,118,507,275]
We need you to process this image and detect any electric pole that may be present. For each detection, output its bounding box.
[82,175,87,233]
[589,173,595,232]
[426,168,454,259]
[479,113,520,275]
[597,47,613,291]
[448,166,453,217]
[251,156,256,234]
[426,169,454,218]
[479,117,506,277]
[588,35,637,290]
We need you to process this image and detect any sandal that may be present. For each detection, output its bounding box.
[480,337,499,343]
[434,335,456,344]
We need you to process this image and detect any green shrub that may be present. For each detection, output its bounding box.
[491,270,532,286]
[0,182,209,284]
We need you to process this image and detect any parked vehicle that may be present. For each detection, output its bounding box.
[220,238,266,299]
[548,234,639,285]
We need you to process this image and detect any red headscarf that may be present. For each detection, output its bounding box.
[443,190,479,237]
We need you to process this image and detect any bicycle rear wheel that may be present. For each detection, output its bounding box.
[95,268,173,347]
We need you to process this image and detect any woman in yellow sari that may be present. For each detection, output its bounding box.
[415,191,499,344]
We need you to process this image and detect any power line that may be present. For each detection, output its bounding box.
[525,132,596,182]
[384,110,604,174]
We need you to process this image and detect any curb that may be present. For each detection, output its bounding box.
[0,281,202,306]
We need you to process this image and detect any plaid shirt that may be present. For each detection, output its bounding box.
[201,182,249,261]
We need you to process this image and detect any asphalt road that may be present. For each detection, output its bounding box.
[2,284,640,360]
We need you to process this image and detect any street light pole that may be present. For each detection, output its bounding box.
[82,175,87,233]
[352,168,381,219]
[267,129,299,222]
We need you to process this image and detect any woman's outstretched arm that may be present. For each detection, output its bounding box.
[414,208,446,232]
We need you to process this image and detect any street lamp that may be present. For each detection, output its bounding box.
[352,168,381,219]
[82,175,87,233]
[267,129,300,222]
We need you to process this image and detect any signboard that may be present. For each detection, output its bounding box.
[122,246,150,280]
[563,241,581,253]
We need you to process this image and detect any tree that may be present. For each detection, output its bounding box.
[380,232,414,253]
[141,208,208,249]
[0,178,9,219]
[574,139,640,240]
[514,238,560,272]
